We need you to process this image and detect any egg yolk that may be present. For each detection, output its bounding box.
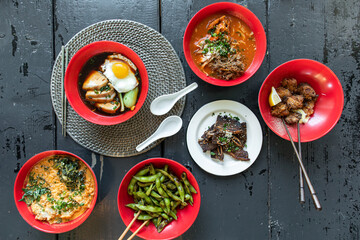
[112,62,129,79]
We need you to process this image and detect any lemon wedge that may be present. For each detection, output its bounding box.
[293,109,310,124]
[269,87,282,107]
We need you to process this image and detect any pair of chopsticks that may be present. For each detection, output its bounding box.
[281,119,322,210]
[119,211,149,240]
[60,46,69,137]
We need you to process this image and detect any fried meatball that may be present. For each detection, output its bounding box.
[281,78,298,93]
[286,95,304,110]
[271,103,290,117]
[297,83,317,100]
[302,99,316,116]
[276,87,292,100]
[285,112,301,124]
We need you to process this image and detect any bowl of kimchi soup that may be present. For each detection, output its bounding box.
[183,2,266,86]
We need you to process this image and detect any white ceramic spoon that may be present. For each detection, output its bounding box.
[136,116,183,152]
[150,82,198,115]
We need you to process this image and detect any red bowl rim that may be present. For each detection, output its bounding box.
[64,40,149,125]
[258,58,344,142]
[117,158,201,240]
[14,150,98,233]
[183,2,267,86]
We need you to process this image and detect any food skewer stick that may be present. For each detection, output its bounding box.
[118,211,141,240]
[127,219,150,240]
[282,119,322,210]
[298,122,305,204]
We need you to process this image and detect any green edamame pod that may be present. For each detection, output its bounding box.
[125,203,139,211]
[123,87,139,108]
[136,167,150,177]
[181,172,197,194]
[155,177,169,198]
[156,216,162,228]
[171,201,181,211]
[128,166,149,195]
[165,182,177,190]
[164,164,169,172]
[159,175,166,183]
[134,204,163,213]
[152,218,158,228]
[137,213,153,221]
[149,164,156,175]
[160,213,170,220]
[157,219,171,233]
[146,183,154,196]
[174,177,185,202]
[185,193,193,205]
[133,172,162,183]
[136,191,152,205]
[157,169,175,182]
[150,196,160,206]
[164,198,171,214]
[127,178,137,196]
[159,200,168,214]
[150,190,162,199]
[161,183,181,202]
[169,210,177,220]
[137,182,152,187]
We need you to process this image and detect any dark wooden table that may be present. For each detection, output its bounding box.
[1,0,359,239]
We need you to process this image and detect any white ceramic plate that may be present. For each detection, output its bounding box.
[186,100,263,176]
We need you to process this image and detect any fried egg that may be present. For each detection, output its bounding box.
[101,57,138,93]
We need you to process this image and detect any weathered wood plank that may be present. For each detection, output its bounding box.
[161,0,269,239]
[268,0,360,239]
[0,0,55,239]
[53,0,160,239]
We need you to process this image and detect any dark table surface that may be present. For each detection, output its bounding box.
[1,0,360,239]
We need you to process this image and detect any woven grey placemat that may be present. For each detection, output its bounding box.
[50,19,186,157]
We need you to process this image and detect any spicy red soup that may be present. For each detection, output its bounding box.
[190,13,256,80]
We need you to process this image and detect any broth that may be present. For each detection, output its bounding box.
[190,13,256,80]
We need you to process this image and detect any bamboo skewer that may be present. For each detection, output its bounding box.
[282,119,322,210]
[298,123,305,204]
[118,211,141,240]
[127,219,150,240]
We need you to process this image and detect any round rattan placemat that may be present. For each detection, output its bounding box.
[50,20,186,157]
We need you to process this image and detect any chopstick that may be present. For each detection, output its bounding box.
[281,119,322,210]
[127,219,150,240]
[61,46,69,137]
[298,123,305,204]
[118,211,141,240]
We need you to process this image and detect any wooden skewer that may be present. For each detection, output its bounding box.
[298,122,305,204]
[118,211,141,240]
[127,219,150,240]
[282,119,322,210]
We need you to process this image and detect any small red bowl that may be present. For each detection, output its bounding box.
[118,158,201,240]
[183,2,266,86]
[258,59,344,142]
[65,41,149,125]
[14,150,98,233]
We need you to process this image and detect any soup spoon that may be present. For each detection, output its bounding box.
[136,116,183,152]
[150,82,198,115]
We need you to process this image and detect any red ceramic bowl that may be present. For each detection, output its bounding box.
[183,2,266,86]
[65,41,149,125]
[14,150,98,233]
[258,59,344,142]
[118,158,201,240]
